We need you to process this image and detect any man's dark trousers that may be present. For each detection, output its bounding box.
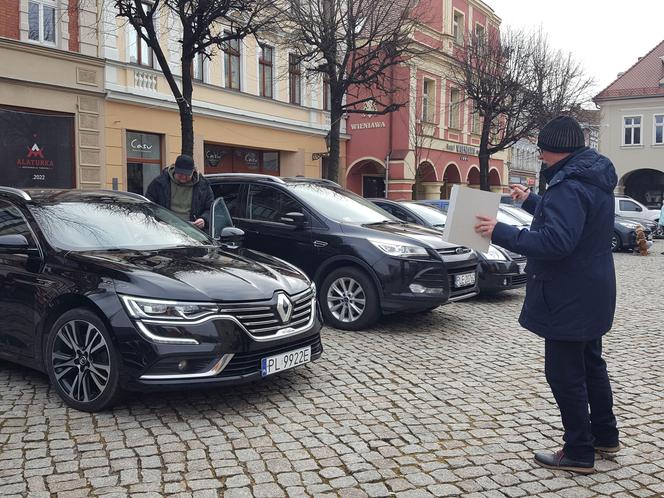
[544,339,619,463]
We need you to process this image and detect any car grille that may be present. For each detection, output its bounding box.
[219,334,323,378]
[511,274,528,285]
[437,246,472,256]
[218,287,315,338]
[412,268,447,288]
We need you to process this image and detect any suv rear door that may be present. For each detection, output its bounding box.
[238,184,318,275]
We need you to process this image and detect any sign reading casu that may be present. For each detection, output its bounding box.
[0,108,75,188]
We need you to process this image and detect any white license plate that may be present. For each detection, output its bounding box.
[517,262,526,274]
[454,272,476,288]
[261,346,311,377]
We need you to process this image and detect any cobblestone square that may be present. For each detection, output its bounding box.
[1,244,663,497]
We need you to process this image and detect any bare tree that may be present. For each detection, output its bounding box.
[113,0,276,156]
[449,28,594,191]
[280,0,428,183]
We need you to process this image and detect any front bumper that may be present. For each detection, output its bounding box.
[374,252,479,314]
[478,260,527,293]
[107,292,323,391]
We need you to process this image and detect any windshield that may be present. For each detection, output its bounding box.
[30,199,212,251]
[286,183,399,224]
[497,209,528,226]
[402,202,448,226]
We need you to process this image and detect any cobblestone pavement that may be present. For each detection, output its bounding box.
[1,243,663,498]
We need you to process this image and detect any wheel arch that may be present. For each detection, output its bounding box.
[313,256,383,300]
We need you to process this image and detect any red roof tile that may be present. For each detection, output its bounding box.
[594,39,664,101]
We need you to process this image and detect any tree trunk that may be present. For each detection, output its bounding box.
[479,151,491,191]
[327,108,342,183]
[180,51,195,157]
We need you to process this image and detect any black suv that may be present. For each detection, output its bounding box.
[0,187,321,412]
[206,174,479,330]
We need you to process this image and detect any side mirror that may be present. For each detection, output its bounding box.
[218,226,244,251]
[280,212,306,229]
[0,234,31,253]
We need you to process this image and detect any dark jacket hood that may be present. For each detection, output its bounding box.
[548,148,618,194]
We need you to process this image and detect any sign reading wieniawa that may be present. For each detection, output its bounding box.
[350,121,386,130]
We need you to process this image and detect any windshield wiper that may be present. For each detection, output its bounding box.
[365,220,404,226]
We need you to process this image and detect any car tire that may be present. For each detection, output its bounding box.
[611,232,622,252]
[45,308,123,412]
[320,267,380,331]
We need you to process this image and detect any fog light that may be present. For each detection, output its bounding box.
[503,278,508,286]
[409,283,426,293]
[178,360,188,371]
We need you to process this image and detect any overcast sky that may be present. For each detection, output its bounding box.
[486,1,664,96]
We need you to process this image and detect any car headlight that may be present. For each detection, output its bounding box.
[482,245,507,261]
[120,295,218,321]
[369,238,430,258]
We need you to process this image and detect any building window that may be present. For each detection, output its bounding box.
[289,54,301,105]
[453,11,464,45]
[422,79,435,123]
[474,23,485,41]
[323,75,331,111]
[259,44,274,98]
[224,36,241,90]
[654,115,664,145]
[203,143,280,176]
[449,88,460,129]
[192,53,205,82]
[127,3,153,67]
[28,0,56,44]
[623,116,641,145]
[471,102,481,135]
[126,131,162,196]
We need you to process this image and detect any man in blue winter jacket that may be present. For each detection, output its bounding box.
[475,116,620,474]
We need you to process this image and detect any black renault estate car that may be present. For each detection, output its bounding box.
[371,199,527,294]
[0,187,321,412]
[206,174,479,330]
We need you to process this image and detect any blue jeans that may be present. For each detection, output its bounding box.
[544,339,619,462]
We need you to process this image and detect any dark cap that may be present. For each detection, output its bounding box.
[537,116,586,153]
[174,154,195,175]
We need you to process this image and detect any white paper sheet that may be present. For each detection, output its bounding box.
[442,185,501,253]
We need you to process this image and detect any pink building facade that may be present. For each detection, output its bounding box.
[345,0,506,200]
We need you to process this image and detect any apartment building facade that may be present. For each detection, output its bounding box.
[99,0,338,195]
[0,0,105,190]
[344,0,507,200]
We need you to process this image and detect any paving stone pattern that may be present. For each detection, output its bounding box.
[1,245,663,497]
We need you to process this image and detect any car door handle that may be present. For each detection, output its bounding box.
[313,240,328,248]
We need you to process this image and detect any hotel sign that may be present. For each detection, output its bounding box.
[445,143,479,157]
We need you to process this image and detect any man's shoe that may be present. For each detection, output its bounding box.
[534,450,595,474]
[595,443,620,454]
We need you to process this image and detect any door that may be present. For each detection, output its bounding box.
[242,184,317,276]
[363,176,385,198]
[0,200,42,360]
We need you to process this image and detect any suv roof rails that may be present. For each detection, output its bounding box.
[0,186,31,201]
[97,189,150,202]
[283,177,342,188]
[206,173,285,183]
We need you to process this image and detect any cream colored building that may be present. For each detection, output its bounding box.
[0,1,105,189]
[99,1,341,195]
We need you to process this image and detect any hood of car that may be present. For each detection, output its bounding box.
[68,246,310,302]
[359,221,460,250]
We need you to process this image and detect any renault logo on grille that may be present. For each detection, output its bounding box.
[276,294,293,323]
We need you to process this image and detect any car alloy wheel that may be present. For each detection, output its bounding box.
[611,232,621,252]
[52,320,110,403]
[327,276,366,323]
[46,308,122,412]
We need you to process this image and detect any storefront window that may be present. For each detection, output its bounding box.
[0,107,75,188]
[126,131,162,195]
[203,143,280,176]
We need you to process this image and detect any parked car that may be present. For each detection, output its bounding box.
[615,195,661,221]
[0,187,322,411]
[415,200,531,229]
[499,204,533,226]
[372,199,527,294]
[613,215,653,252]
[207,174,479,330]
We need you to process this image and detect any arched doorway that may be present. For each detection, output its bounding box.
[441,163,461,199]
[621,169,664,208]
[413,161,437,200]
[467,167,480,188]
[346,158,386,198]
[489,168,502,192]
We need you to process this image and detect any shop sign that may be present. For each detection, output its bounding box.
[0,108,75,188]
[446,143,479,156]
[126,132,161,160]
[204,144,228,168]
